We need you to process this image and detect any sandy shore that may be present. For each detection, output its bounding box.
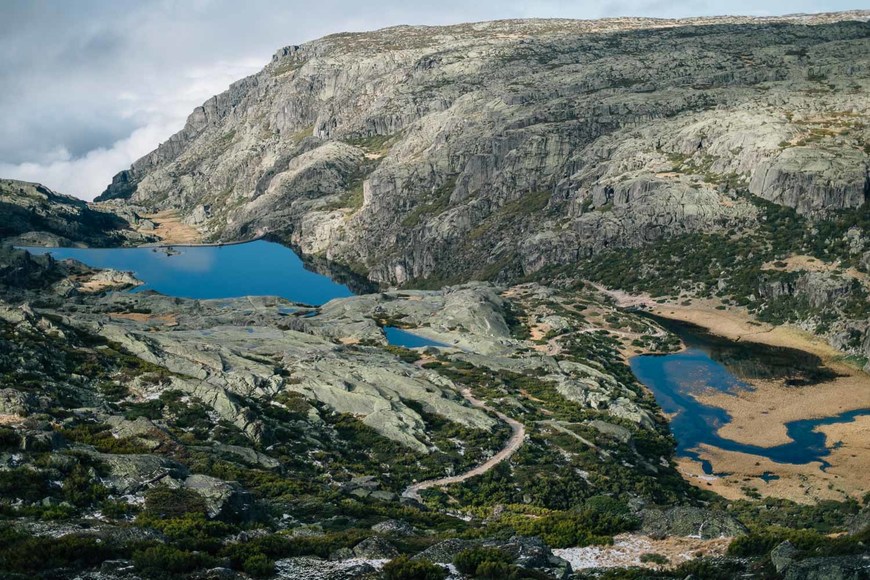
[140,210,202,244]
[648,298,841,357]
[676,421,870,504]
[697,375,870,447]
[646,300,870,448]
[625,297,870,502]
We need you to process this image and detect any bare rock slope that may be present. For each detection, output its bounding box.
[101,13,869,286]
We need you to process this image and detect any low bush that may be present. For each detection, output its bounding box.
[132,545,216,578]
[454,547,514,576]
[141,486,207,519]
[242,553,276,578]
[383,555,447,580]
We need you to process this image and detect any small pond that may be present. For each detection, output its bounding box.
[383,326,449,349]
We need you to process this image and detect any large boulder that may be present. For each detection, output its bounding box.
[86,452,188,495]
[352,536,400,560]
[413,536,572,579]
[771,540,800,574]
[371,519,416,537]
[274,556,377,579]
[783,554,870,580]
[182,474,257,521]
[640,506,747,539]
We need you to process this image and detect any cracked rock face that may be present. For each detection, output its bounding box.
[100,14,869,286]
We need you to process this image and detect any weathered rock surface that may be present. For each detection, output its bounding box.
[640,506,748,539]
[782,553,870,580]
[351,536,399,559]
[414,535,572,578]
[101,14,869,288]
[771,540,800,574]
[274,557,379,579]
[0,179,136,247]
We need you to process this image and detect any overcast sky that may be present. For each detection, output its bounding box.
[0,0,864,200]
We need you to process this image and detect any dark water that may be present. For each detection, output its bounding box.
[22,241,353,306]
[629,314,870,472]
[383,326,448,349]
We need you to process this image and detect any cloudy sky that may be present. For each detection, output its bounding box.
[0,0,863,200]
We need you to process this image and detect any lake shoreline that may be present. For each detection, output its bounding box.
[630,298,870,503]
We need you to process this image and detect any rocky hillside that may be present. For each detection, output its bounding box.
[0,179,135,247]
[100,13,869,287]
[2,241,868,579]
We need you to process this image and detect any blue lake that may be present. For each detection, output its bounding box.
[22,241,354,306]
[383,326,449,349]
[630,314,870,472]
[21,241,868,469]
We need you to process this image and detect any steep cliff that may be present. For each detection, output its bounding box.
[101,13,869,287]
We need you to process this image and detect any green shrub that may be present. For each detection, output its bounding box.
[0,467,52,502]
[59,421,150,454]
[383,555,447,580]
[62,464,109,506]
[453,547,513,578]
[242,553,276,577]
[639,552,669,565]
[132,545,215,578]
[728,526,869,558]
[0,528,121,573]
[0,427,20,449]
[137,513,235,552]
[142,486,207,519]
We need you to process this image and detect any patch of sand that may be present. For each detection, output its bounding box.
[677,433,870,503]
[554,533,731,571]
[0,414,24,426]
[141,210,202,244]
[697,375,870,447]
[649,299,838,357]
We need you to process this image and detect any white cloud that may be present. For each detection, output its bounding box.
[0,57,262,200]
[0,0,863,200]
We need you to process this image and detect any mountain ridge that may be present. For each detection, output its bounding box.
[100,12,868,283]
[93,12,870,369]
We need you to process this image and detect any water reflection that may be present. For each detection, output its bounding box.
[630,313,868,472]
[22,240,354,306]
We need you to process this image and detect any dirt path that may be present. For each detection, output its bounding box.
[401,388,525,501]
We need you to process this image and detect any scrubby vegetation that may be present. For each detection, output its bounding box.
[383,555,448,580]
[566,194,870,332]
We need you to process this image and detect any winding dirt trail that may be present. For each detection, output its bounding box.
[402,388,525,501]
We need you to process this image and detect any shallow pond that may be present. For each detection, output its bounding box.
[23,241,354,306]
[630,314,870,472]
[383,327,449,349]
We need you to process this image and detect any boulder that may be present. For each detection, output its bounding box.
[771,540,800,573]
[783,554,870,580]
[352,536,399,560]
[413,536,572,579]
[640,506,747,539]
[182,474,257,521]
[85,452,188,495]
[371,519,416,536]
[275,556,377,579]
